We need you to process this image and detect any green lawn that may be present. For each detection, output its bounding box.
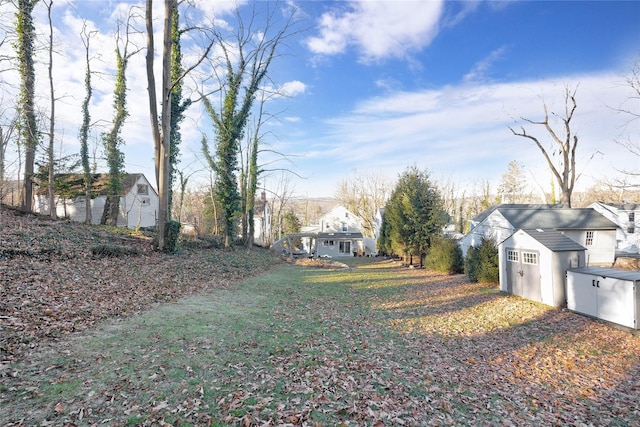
[2,257,639,426]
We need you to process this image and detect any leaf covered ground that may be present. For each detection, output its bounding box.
[0,207,280,363]
[2,207,640,426]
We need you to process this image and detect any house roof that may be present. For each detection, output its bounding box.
[318,231,363,239]
[521,229,586,252]
[497,208,617,230]
[35,173,154,197]
[471,204,563,223]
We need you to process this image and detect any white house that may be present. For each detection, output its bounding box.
[34,173,159,229]
[300,205,370,257]
[253,191,272,247]
[589,202,640,255]
[460,206,618,266]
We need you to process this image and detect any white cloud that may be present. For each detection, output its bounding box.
[279,80,307,97]
[306,0,444,62]
[463,46,509,83]
[289,72,638,196]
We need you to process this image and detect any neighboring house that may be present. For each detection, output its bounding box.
[499,229,586,307]
[460,206,618,266]
[589,202,640,255]
[300,205,368,257]
[466,204,563,230]
[253,191,272,247]
[33,173,159,229]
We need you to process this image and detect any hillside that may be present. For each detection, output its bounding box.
[0,206,281,364]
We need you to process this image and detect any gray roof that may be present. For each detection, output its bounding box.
[318,232,363,239]
[498,208,617,230]
[522,229,586,252]
[568,266,640,282]
[596,203,640,211]
[472,204,563,223]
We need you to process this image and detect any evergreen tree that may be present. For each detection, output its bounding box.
[382,166,448,267]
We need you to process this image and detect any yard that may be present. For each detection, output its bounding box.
[1,208,639,426]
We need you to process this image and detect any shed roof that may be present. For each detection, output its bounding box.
[498,208,617,230]
[521,229,586,252]
[594,202,640,211]
[567,266,640,282]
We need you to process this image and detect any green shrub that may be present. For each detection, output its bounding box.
[476,239,499,282]
[465,238,499,283]
[464,245,480,281]
[425,235,464,274]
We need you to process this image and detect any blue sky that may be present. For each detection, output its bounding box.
[1,1,638,199]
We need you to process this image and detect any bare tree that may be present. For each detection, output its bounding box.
[44,0,56,218]
[509,85,579,208]
[611,53,640,189]
[498,160,532,204]
[145,0,214,251]
[335,169,391,238]
[268,172,296,242]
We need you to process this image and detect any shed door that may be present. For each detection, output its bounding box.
[506,248,541,302]
[598,277,635,328]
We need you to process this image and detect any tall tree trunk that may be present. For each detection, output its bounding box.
[46,0,56,219]
[146,0,174,250]
[16,0,38,213]
[79,25,94,224]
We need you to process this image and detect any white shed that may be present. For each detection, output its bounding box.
[566,267,640,329]
[499,229,586,307]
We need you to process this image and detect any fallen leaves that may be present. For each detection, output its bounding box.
[2,207,640,425]
[0,207,281,362]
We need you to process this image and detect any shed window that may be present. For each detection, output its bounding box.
[522,252,538,265]
[585,231,594,246]
[323,240,334,246]
[507,250,519,262]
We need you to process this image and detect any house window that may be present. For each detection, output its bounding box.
[339,241,351,254]
[141,198,150,206]
[507,250,519,262]
[341,222,348,232]
[522,252,538,265]
[629,212,636,234]
[137,184,149,195]
[585,231,594,246]
[323,240,334,246]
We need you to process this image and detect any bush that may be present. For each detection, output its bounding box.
[425,236,464,274]
[464,245,480,281]
[465,238,499,283]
